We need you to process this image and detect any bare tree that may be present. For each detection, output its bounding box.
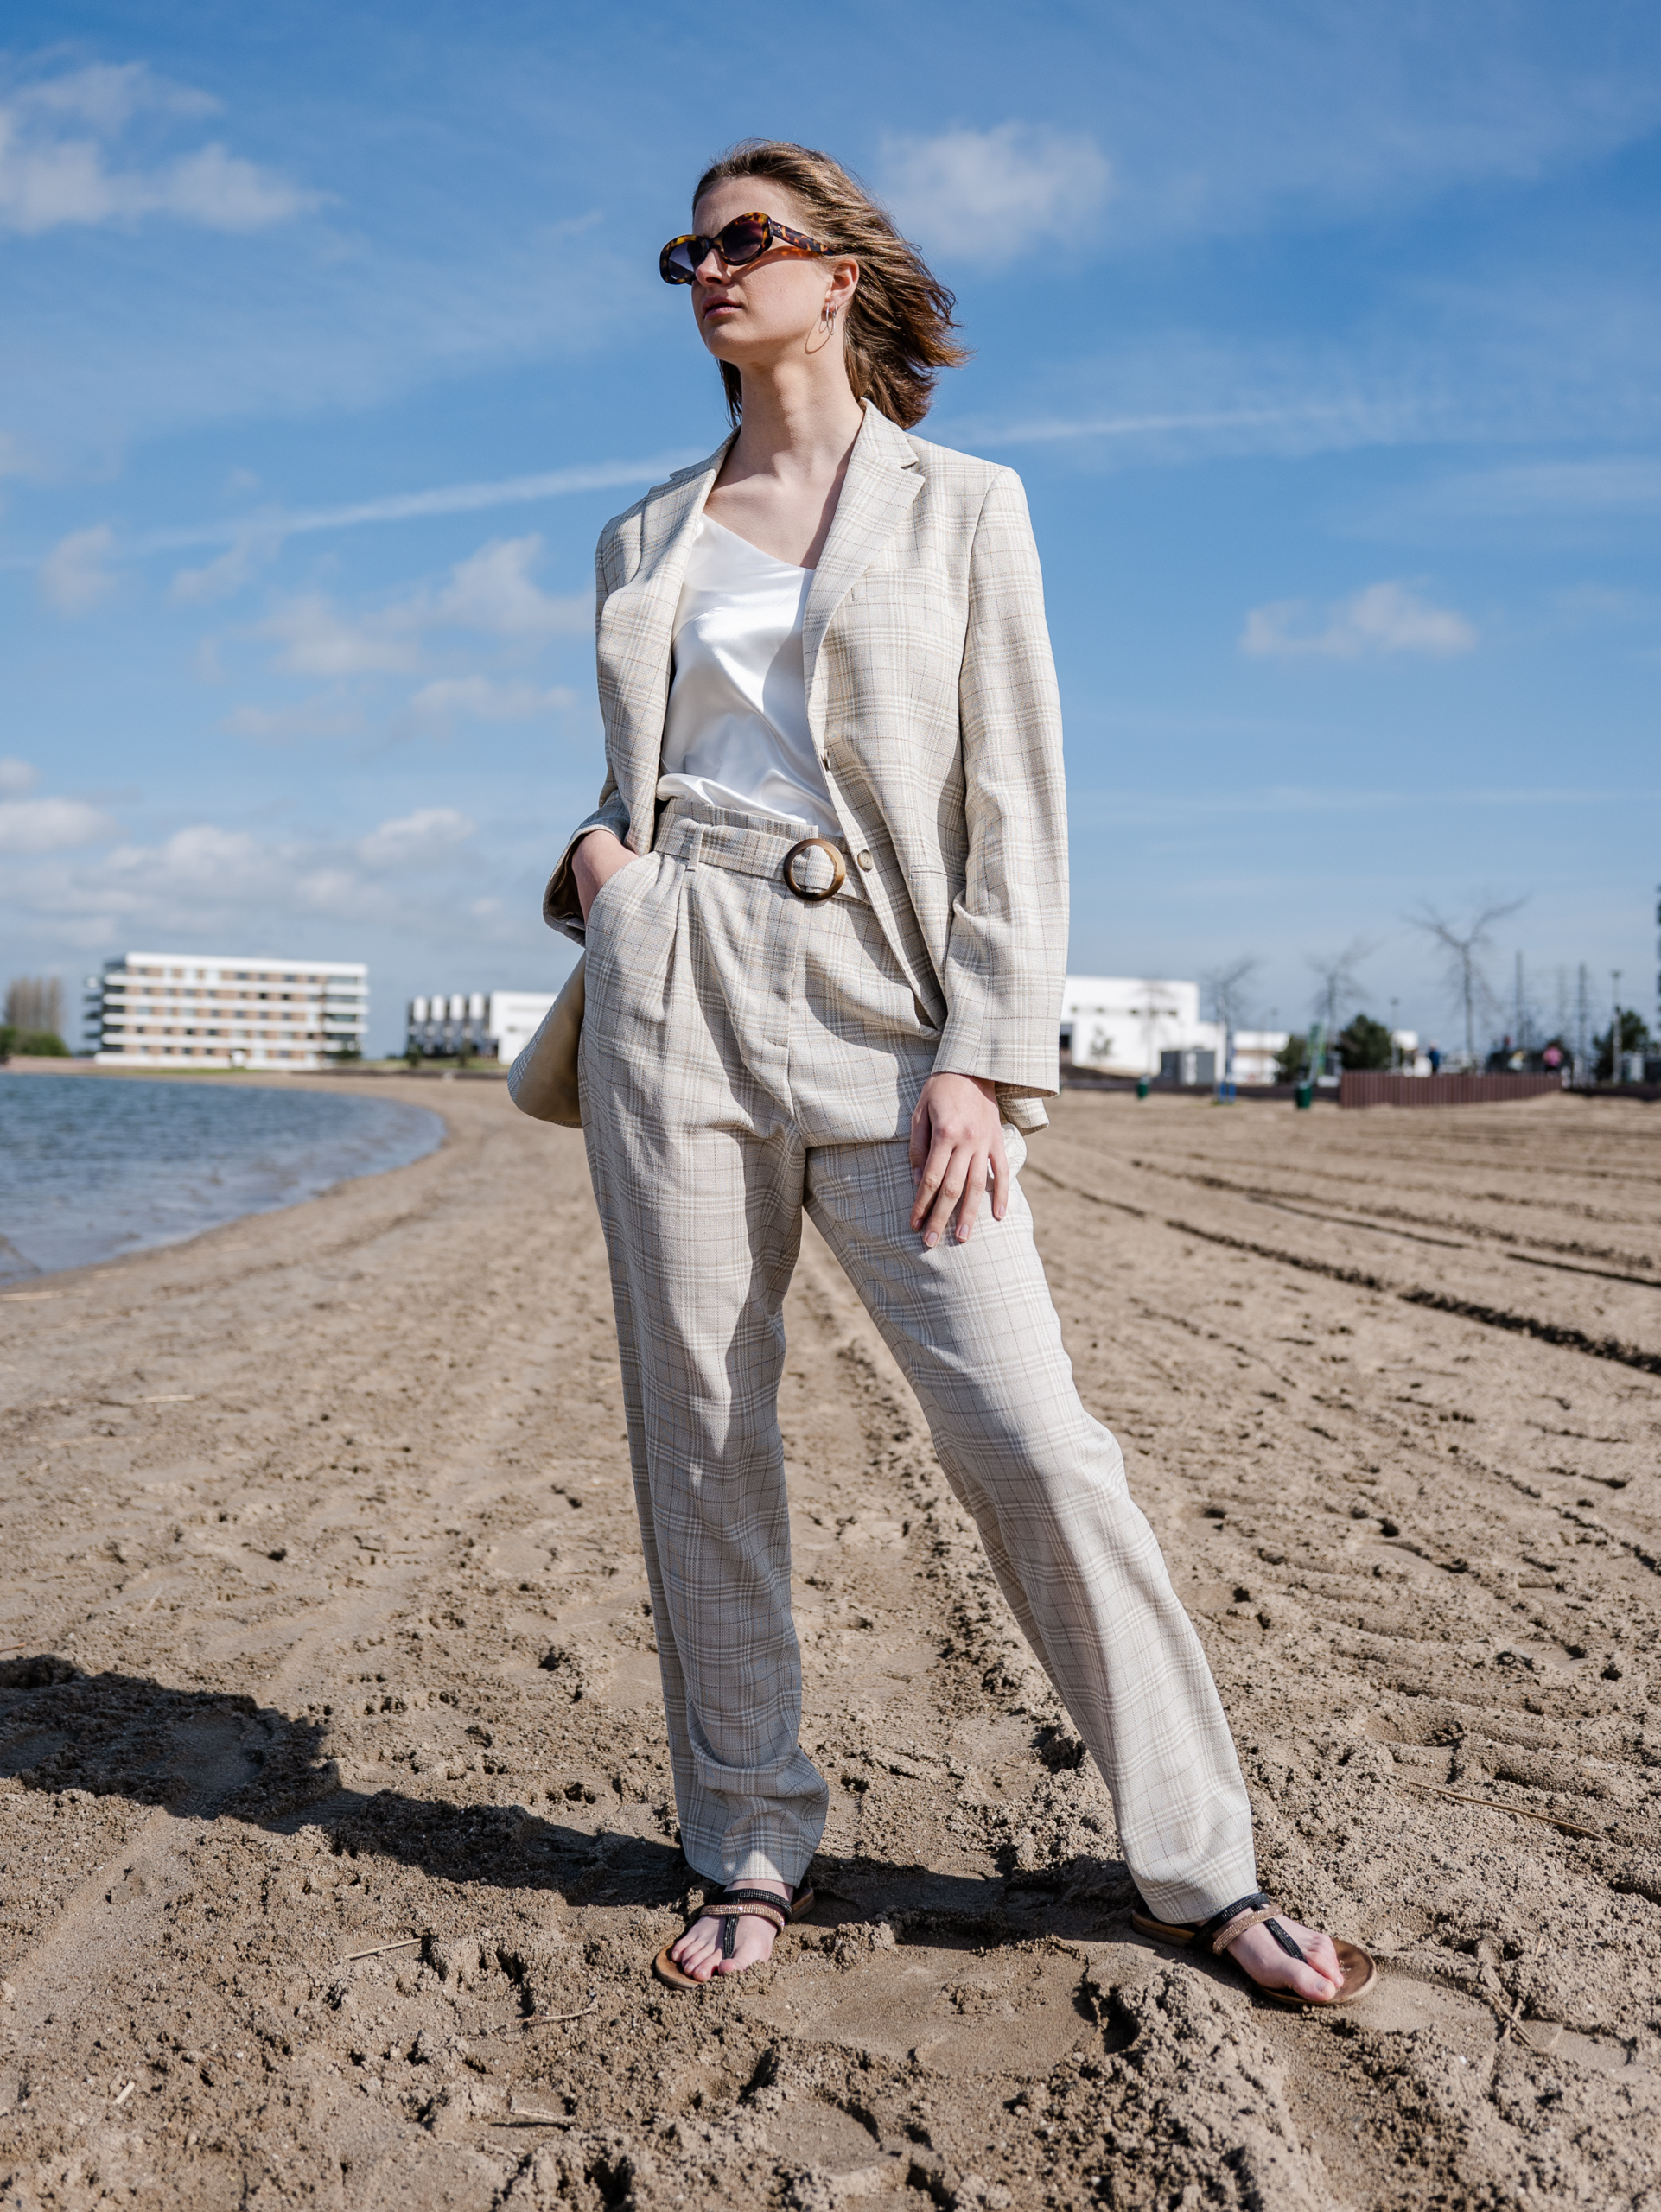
[4,976,62,1038]
[1305,938,1377,1043]
[1404,895,1526,1065]
[1202,957,1259,1080]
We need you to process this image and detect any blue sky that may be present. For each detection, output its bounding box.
[3,1,1658,1056]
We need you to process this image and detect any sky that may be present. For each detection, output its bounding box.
[3,1,1658,1058]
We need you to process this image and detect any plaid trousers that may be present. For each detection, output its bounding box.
[579,798,1257,1922]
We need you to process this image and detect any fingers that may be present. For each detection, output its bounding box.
[908,1106,948,1231]
[909,1077,1006,1246]
[914,1134,973,1246]
[912,1134,997,1245]
[907,1099,931,1184]
[953,1150,987,1243]
[988,1128,1010,1224]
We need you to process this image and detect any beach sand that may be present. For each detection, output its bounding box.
[1,1077,1658,2209]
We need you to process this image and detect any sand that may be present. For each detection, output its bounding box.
[1,1076,1658,2210]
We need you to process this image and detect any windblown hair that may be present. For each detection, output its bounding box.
[692,139,968,429]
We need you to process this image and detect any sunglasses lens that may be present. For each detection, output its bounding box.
[661,238,700,283]
[717,217,772,266]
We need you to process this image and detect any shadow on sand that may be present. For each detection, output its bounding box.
[0,1655,1136,1943]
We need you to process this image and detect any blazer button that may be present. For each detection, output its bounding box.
[856,850,874,871]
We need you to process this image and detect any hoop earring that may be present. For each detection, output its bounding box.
[806,300,839,355]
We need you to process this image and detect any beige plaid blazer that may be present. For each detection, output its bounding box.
[544,402,1068,1127]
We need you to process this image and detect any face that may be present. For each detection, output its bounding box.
[684,176,858,373]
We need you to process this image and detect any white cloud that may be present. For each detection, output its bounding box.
[21,64,219,133]
[220,695,367,743]
[2,804,538,960]
[0,795,119,854]
[117,453,698,565]
[0,64,319,236]
[403,676,577,733]
[0,757,40,795]
[253,535,586,680]
[1241,581,1477,660]
[356,808,477,871]
[38,524,117,613]
[429,537,589,639]
[1415,458,1661,518]
[879,123,1111,262]
[258,590,421,677]
[169,525,281,604]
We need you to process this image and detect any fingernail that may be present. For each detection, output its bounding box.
[924,1232,939,1248]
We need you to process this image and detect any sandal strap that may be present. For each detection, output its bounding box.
[1192,1891,1273,1944]
[690,1886,791,1944]
[1210,1905,1286,1955]
[703,1899,787,1936]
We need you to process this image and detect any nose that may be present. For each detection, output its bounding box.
[693,244,729,287]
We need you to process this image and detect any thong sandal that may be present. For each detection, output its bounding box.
[1131,1890,1377,2008]
[652,1882,817,1993]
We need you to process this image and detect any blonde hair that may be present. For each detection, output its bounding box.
[693,139,968,429]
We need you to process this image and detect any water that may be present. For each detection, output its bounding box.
[0,1073,443,1284]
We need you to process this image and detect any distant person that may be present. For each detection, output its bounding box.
[544,139,1371,2009]
[1428,1043,1443,1072]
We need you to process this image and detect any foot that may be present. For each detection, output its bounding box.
[1225,1915,1345,2002]
[668,1878,790,1983]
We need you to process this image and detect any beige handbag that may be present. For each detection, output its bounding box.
[506,957,584,1128]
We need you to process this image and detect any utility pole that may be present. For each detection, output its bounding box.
[1612,969,1622,1085]
[1577,963,1589,1079]
[1514,950,1524,1058]
[1390,995,1400,1071]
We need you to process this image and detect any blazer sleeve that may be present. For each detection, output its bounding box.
[931,467,1069,1099]
[541,531,633,943]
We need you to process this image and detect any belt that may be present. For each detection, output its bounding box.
[657,808,864,904]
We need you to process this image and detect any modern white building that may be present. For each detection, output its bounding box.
[1231,1028,1291,1085]
[405,989,560,1063]
[1061,976,1224,1080]
[86,953,367,1068]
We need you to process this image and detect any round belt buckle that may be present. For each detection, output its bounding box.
[781,837,847,903]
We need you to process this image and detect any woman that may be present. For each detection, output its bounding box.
[544,140,1372,2005]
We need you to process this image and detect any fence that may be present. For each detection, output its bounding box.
[1339,1071,1563,1109]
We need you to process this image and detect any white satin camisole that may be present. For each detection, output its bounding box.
[657,515,837,837]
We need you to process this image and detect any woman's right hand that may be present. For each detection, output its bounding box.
[573,829,636,923]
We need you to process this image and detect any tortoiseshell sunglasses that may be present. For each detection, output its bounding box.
[659,212,835,285]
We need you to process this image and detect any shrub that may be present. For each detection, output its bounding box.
[1338,1014,1393,1071]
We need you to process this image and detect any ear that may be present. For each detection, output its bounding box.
[824,254,859,315]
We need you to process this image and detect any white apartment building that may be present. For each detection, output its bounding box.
[1061,976,1224,1079]
[405,989,559,1063]
[86,953,367,1069]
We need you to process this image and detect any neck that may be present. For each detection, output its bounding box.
[729,353,865,480]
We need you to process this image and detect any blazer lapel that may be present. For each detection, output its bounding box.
[802,403,922,726]
[596,435,733,850]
